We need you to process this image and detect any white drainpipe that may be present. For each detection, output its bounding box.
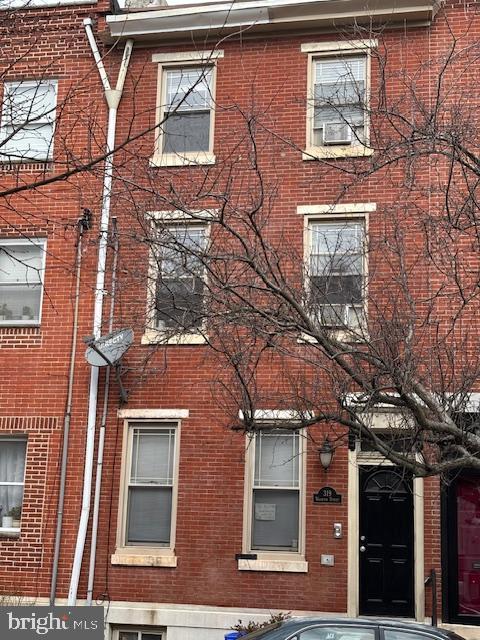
[67,20,133,606]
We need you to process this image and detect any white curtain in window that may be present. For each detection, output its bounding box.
[0,440,26,516]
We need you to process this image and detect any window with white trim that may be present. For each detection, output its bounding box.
[308,219,365,329]
[116,630,164,640]
[155,63,215,164]
[0,239,46,326]
[248,429,302,552]
[309,56,366,148]
[153,224,207,332]
[123,423,178,547]
[0,80,57,162]
[0,438,27,531]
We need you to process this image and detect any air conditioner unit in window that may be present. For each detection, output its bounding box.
[323,122,352,145]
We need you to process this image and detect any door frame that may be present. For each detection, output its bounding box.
[347,448,425,621]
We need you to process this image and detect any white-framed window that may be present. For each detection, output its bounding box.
[0,238,46,326]
[0,80,57,162]
[124,424,177,547]
[308,218,365,330]
[114,629,164,640]
[152,223,207,334]
[311,56,366,147]
[0,438,27,532]
[251,429,301,552]
[114,419,181,564]
[241,422,307,572]
[302,41,375,159]
[163,66,212,154]
[152,51,223,166]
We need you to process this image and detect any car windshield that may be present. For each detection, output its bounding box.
[240,623,284,640]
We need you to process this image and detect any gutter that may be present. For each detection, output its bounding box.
[67,21,133,606]
[107,0,442,40]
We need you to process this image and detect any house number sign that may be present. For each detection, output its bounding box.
[313,486,342,504]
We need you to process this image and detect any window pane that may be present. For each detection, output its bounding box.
[311,275,363,305]
[130,428,175,485]
[0,486,24,519]
[252,488,299,550]
[254,430,299,488]
[0,285,42,322]
[3,82,56,124]
[1,123,54,160]
[142,634,163,640]
[156,276,204,330]
[127,486,172,545]
[165,67,212,110]
[162,111,210,154]
[0,243,43,284]
[118,632,138,640]
[0,440,27,482]
[155,226,206,330]
[1,81,56,160]
[311,222,363,257]
[299,627,376,640]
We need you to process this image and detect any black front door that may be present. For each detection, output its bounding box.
[359,466,414,617]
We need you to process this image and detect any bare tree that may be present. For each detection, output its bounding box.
[1,4,479,478]
[107,18,480,478]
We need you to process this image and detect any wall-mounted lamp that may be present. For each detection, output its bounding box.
[319,437,334,471]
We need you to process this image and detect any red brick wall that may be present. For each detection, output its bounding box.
[1,0,478,621]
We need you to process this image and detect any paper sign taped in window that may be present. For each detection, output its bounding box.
[255,503,276,521]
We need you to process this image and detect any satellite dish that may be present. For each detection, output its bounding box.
[85,328,134,367]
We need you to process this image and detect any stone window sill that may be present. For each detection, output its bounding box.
[302,145,373,160]
[237,557,308,573]
[111,552,177,567]
[0,527,20,538]
[150,152,216,167]
[141,331,207,345]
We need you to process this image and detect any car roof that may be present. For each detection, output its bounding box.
[250,617,462,640]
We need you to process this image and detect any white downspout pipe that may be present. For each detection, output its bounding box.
[68,21,133,606]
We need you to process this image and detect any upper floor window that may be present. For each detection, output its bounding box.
[163,67,213,156]
[311,56,366,148]
[308,219,365,329]
[151,50,223,167]
[0,239,46,326]
[0,80,57,162]
[0,438,27,532]
[154,224,207,333]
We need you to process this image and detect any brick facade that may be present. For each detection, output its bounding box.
[0,0,478,638]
